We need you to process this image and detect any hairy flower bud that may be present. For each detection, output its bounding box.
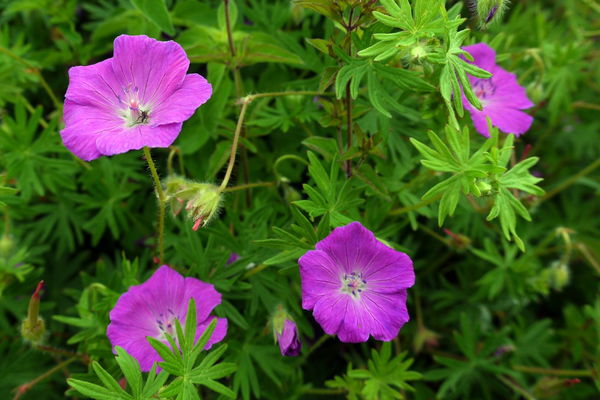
[272,305,302,356]
[21,281,45,344]
[163,176,222,230]
[467,0,510,28]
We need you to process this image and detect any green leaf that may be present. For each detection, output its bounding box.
[130,0,174,35]
[115,347,142,398]
[68,379,121,400]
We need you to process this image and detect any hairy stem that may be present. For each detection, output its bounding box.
[13,357,78,400]
[512,365,594,377]
[219,98,249,192]
[497,375,537,400]
[389,195,441,216]
[144,147,166,264]
[224,181,276,192]
[540,158,600,203]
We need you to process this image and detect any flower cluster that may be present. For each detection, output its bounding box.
[64,35,534,368]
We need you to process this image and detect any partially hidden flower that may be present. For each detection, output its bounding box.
[107,265,227,371]
[226,253,240,264]
[461,43,534,138]
[277,320,302,356]
[272,305,302,356]
[298,222,415,343]
[163,176,222,230]
[61,35,212,161]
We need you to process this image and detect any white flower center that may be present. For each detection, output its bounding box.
[117,83,151,127]
[341,271,367,298]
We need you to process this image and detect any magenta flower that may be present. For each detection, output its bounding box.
[107,265,227,371]
[298,222,415,343]
[461,43,534,137]
[276,320,302,356]
[60,35,212,161]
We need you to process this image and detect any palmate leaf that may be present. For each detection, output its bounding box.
[68,347,168,400]
[147,299,236,400]
[346,343,421,400]
[0,102,78,200]
[412,125,543,250]
[293,152,363,226]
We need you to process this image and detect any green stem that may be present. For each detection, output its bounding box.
[304,335,332,358]
[249,90,331,101]
[224,181,276,192]
[389,195,441,216]
[144,147,166,264]
[513,365,594,377]
[540,158,600,203]
[0,45,61,110]
[497,375,537,400]
[13,357,78,400]
[219,98,249,192]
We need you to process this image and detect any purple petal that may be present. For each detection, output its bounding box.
[483,106,534,136]
[183,276,222,323]
[112,35,190,106]
[315,222,380,274]
[152,74,212,125]
[486,67,534,109]
[360,290,409,341]
[364,246,415,292]
[299,250,343,310]
[106,325,160,371]
[312,293,349,336]
[65,59,121,110]
[462,43,496,71]
[277,320,302,356]
[196,316,228,349]
[467,107,492,137]
[60,100,120,161]
[336,299,371,342]
[94,122,183,156]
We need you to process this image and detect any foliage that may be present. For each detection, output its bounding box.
[1,0,599,399]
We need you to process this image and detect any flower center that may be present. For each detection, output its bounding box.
[473,78,496,101]
[341,271,367,298]
[155,308,181,340]
[117,83,151,127]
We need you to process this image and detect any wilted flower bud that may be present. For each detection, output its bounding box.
[163,176,222,230]
[272,305,302,356]
[21,281,45,344]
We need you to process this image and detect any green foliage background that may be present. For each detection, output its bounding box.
[0,0,599,399]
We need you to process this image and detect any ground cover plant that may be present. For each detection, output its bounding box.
[1,0,599,399]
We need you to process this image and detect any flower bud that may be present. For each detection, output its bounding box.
[467,0,509,27]
[272,305,302,356]
[163,176,222,230]
[21,281,45,344]
[548,261,570,291]
[0,234,15,257]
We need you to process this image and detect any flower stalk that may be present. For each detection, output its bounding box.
[144,147,166,263]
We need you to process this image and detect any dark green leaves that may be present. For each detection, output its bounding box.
[68,348,168,400]
[130,0,175,35]
[326,343,421,400]
[148,299,236,400]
